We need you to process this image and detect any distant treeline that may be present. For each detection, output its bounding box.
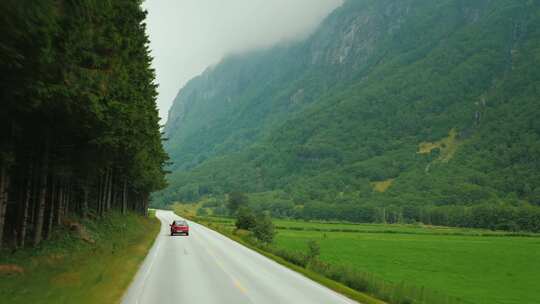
[299,203,540,233]
[0,0,167,248]
[202,195,540,233]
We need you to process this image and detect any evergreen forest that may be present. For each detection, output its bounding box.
[0,0,168,248]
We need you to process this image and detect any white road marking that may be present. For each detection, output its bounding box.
[135,235,162,304]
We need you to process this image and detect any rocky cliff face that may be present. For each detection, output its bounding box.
[163,0,418,169]
[163,45,309,170]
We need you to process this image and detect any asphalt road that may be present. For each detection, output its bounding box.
[121,210,358,304]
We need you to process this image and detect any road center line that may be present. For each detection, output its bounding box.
[233,279,248,294]
[204,241,249,295]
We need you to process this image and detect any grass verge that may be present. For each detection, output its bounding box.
[0,211,160,304]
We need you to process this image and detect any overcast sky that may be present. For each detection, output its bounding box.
[141,0,343,123]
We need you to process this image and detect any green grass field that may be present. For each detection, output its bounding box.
[0,212,160,304]
[200,216,534,236]
[200,215,540,304]
[275,229,540,304]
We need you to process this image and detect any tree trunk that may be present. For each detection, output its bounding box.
[102,171,107,213]
[99,171,108,216]
[56,180,63,226]
[68,182,72,215]
[97,175,102,216]
[0,163,9,248]
[19,163,33,248]
[33,144,49,247]
[106,169,113,212]
[122,179,127,215]
[29,169,40,228]
[64,181,70,217]
[143,194,149,216]
[110,171,114,210]
[46,178,57,240]
[82,186,89,219]
[104,170,109,212]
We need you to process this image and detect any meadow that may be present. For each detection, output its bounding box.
[199,215,540,304]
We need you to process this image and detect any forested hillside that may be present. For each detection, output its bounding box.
[0,0,167,248]
[157,0,540,231]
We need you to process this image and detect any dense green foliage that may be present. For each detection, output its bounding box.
[235,207,256,230]
[227,191,248,214]
[232,196,275,243]
[0,0,167,248]
[252,212,276,244]
[156,0,540,231]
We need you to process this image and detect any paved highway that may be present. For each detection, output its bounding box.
[121,210,357,304]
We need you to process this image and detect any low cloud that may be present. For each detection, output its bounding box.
[141,0,343,122]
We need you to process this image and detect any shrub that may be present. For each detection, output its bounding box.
[253,212,275,243]
[306,240,320,261]
[272,248,308,267]
[235,207,256,230]
[227,192,248,213]
[196,208,208,216]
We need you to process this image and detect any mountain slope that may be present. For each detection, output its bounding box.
[157,0,540,231]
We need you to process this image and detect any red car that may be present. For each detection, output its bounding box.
[170,220,189,236]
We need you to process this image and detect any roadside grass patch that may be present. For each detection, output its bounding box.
[171,201,202,218]
[0,212,159,304]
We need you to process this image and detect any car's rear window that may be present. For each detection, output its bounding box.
[174,221,187,226]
